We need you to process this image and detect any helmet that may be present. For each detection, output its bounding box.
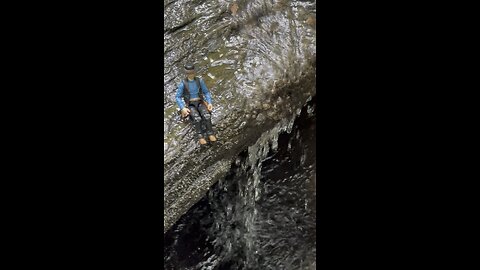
[184,64,195,71]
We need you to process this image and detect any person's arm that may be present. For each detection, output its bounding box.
[175,81,186,110]
[200,79,212,105]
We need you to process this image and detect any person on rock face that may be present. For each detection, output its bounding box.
[175,64,217,145]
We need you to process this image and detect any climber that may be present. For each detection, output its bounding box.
[175,64,217,145]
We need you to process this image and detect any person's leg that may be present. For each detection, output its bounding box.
[188,104,206,143]
[198,103,216,141]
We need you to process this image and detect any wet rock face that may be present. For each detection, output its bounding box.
[164,0,316,233]
[164,98,316,269]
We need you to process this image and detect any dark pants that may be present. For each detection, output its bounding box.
[188,101,214,138]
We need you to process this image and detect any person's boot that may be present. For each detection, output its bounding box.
[199,138,207,145]
[208,135,217,142]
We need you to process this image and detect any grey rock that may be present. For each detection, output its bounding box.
[164,0,316,233]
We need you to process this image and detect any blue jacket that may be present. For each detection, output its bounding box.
[175,78,212,110]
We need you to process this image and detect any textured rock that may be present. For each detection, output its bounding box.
[164,0,316,233]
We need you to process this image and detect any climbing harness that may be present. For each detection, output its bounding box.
[182,77,203,106]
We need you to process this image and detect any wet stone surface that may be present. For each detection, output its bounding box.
[164,97,316,269]
[164,0,316,233]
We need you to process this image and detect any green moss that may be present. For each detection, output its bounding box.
[164,106,178,117]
